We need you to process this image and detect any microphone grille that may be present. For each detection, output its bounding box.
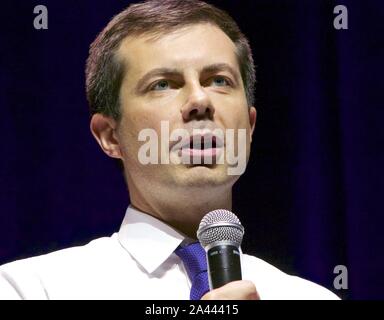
[197,209,244,249]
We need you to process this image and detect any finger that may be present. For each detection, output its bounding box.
[201,280,260,300]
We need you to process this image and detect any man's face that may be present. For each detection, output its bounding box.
[115,23,256,192]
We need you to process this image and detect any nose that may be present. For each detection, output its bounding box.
[181,83,215,121]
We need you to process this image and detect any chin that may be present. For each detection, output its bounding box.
[172,165,238,188]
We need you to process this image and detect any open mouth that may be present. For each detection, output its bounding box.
[177,133,224,165]
[188,135,216,149]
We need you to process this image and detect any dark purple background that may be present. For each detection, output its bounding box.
[0,0,383,299]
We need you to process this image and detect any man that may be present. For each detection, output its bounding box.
[0,0,339,299]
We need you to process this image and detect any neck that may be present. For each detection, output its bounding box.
[129,184,233,239]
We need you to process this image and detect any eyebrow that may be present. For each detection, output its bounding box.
[135,68,180,92]
[135,63,240,93]
[202,63,240,83]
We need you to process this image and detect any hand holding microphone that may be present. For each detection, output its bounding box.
[197,209,260,300]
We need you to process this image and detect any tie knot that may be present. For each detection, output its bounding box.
[175,242,209,299]
[175,242,207,281]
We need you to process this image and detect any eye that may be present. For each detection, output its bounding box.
[150,80,171,91]
[210,76,231,87]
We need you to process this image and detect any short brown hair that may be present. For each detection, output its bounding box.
[85,0,255,120]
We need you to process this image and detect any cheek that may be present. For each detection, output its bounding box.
[218,105,250,130]
[118,108,168,155]
[122,104,157,132]
[213,91,249,122]
[117,113,144,154]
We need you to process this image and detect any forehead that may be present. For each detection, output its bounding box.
[116,23,239,76]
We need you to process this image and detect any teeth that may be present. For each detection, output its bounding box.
[189,142,203,150]
[187,136,218,149]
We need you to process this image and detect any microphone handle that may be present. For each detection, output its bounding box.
[206,244,242,289]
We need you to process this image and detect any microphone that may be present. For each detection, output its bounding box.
[197,209,244,289]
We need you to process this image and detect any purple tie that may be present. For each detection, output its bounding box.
[175,242,210,300]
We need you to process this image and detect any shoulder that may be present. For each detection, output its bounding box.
[1,235,119,270]
[241,253,341,300]
[0,235,120,299]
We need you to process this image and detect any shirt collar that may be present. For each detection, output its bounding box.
[117,205,192,274]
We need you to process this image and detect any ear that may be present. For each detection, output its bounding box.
[90,114,122,159]
[249,106,257,143]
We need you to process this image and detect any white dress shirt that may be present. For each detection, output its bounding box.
[0,206,340,300]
